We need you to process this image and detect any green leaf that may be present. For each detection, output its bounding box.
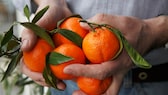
[110,28,152,69]
[16,80,34,86]
[24,5,31,21]
[43,53,60,90]
[1,51,23,81]
[1,26,13,47]
[7,40,20,51]
[46,89,51,95]
[48,52,74,65]
[32,5,49,23]
[20,22,55,48]
[43,52,73,90]
[43,66,58,89]
[38,86,44,95]
[122,38,152,68]
[16,76,34,86]
[57,29,83,47]
[0,33,3,44]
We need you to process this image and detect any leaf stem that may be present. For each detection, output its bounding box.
[79,19,103,32]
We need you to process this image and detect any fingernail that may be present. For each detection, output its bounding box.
[56,82,66,90]
[80,22,90,30]
[63,66,72,74]
[80,22,87,27]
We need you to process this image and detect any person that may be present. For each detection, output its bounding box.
[13,0,168,95]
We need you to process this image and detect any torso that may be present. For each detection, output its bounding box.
[67,0,168,19]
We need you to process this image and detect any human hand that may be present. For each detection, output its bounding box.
[20,58,49,86]
[21,0,72,51]
[20,0,71,89]
[63,14,155,95]
[20,58,66,89]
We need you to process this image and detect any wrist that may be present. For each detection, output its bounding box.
[144,16,168,49]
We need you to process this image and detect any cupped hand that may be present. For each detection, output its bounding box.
[21,0,72,51]
[63,14,155,95]
[20,58,66,90]
[20,0,72,89]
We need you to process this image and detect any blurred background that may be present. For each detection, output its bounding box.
[0,0,15,33]
[0,0,17,94]
[0,0,20,95]
[0,0,49,95]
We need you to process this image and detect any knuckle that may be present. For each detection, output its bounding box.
[96,70,107,80]
[120,16,133,28]
[120,16,141,29]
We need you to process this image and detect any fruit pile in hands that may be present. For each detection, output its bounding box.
[23,15,120,95]
[0,5,151,95]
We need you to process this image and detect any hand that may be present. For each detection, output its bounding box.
[21,0,72,51]
[20,0,72,89]
[20,58,49,86]
[20,58,66,89]
[63,14,155,95]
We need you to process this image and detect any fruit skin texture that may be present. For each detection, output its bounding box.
[82,27,120,63]
[50,44,86,80]
[53,17,89,46]
[77,76,112,95]
[23,38,53,72]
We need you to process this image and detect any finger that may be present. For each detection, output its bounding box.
[79,14,108,30]
[63,62,119,80]
[34,79,49,86]
[21,28,37,51]
[20,58,67,89]
[86,13,113,24]
[80,21,90,30]
[20,59,44,79]
[56,80,66,90]
[81,14,122,29]
[80,14,117,31]
[104,74,124,95]
[20,58,43,80]
[64,49,132,80]
[20,58,49,86]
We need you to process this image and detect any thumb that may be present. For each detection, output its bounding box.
[104,74,124,95]
[80,14,109,30]
[21,28,37,51]
[63,61,119,80]
[79,15,99,30]
[80,21,90,30]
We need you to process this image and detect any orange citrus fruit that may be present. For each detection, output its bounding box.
[23,38,53,72]
[77,76,112,95]
[50,44,86,80]
[82,26,120,63]
[53,16,89,46]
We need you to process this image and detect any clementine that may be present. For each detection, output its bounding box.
[77,76,112,95]
[53,16,89,46]
[82,26,121,63]
[50,44,86,80]
[23,38,53,72]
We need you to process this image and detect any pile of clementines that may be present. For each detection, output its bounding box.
[23,15,122,95]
